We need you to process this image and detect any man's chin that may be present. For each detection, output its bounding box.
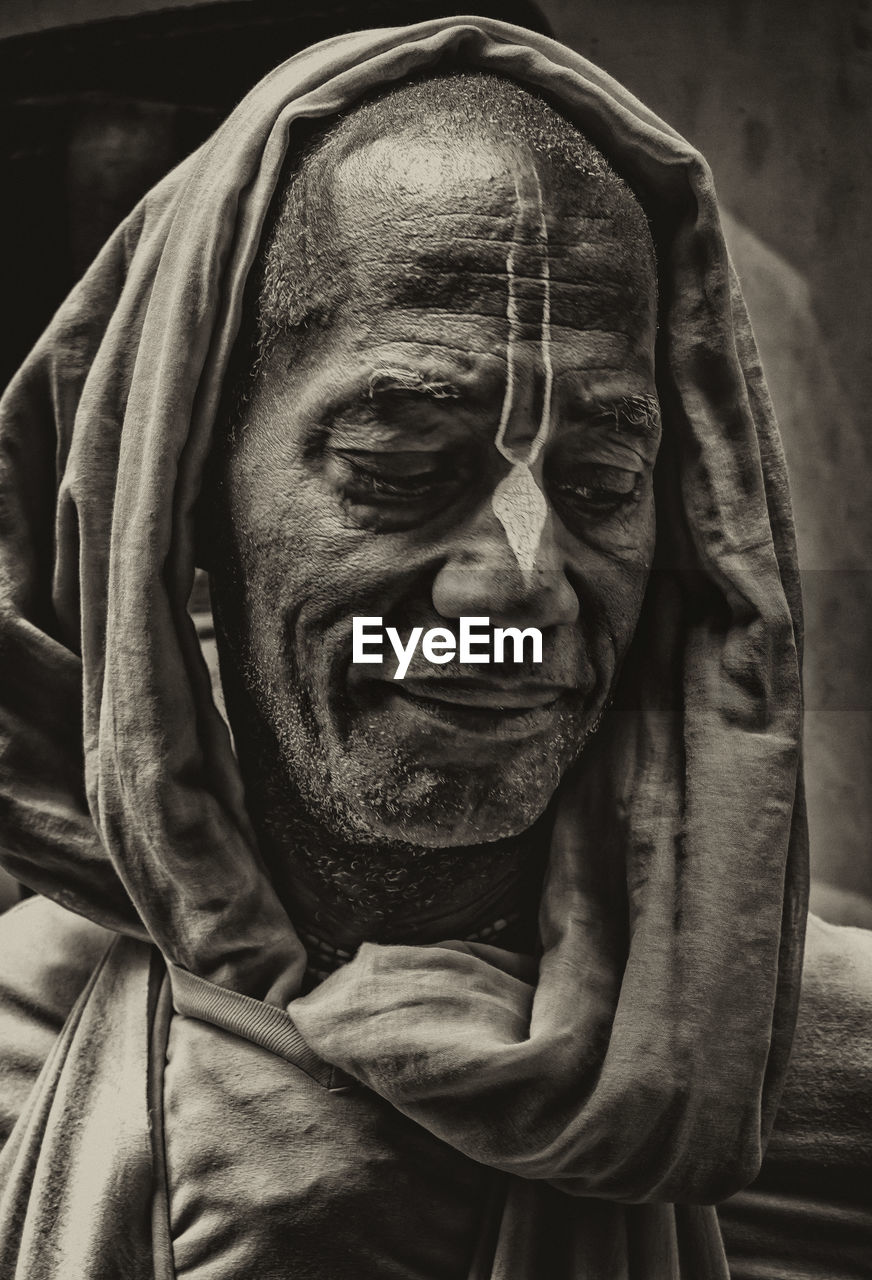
[327,759,560,848]
[272,696,583,847]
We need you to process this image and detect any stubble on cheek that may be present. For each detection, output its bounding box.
[236,587,586,846]
[221,367,652,851]
[228,502,633,848]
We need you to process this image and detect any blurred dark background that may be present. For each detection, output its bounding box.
[1,0,869,917]
[0,0,549,388]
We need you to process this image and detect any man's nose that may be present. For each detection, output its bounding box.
[431,508,579,629]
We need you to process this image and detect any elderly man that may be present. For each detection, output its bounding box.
[0,18,869,1280]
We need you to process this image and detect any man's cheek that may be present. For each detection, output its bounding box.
[239,529,427,673]
[567,506,655,564]
[580,510,654,635]
[572,559,650,658]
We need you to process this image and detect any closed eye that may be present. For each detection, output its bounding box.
[332,449,460,500]
[548,462,642,521]
[323,448,478,531]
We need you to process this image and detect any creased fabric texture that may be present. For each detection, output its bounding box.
[4,906,869,1280]
[719,915,872,1279]
[0,933,162,1280]
[0,16,806,1276]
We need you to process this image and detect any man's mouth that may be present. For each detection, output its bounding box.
[398,676,568,709]
[377,676,576,738]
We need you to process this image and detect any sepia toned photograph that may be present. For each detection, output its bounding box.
[0,2,869,1276]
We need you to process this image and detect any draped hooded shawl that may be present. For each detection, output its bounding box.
[0,16,806,1279]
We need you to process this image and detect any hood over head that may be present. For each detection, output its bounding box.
[0,17,806,1209]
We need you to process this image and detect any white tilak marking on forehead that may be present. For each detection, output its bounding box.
[493,176,521,462]
[491,164,552,576]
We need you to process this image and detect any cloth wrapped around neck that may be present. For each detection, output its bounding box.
[0,15,806,1216]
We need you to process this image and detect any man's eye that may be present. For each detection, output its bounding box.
[551,463,641,516]
[330,450,458,504]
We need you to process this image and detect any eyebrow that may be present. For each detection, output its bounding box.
[318,375,661,448]
[308,367,469,454]
[583,394,662,439]
[365,366,463,401]
[319,366,467,436]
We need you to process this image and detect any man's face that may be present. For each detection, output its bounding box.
[212,133,660,848]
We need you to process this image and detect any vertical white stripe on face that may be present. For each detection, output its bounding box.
[530,173,553,467]
[493,177,520,463]
[491,461,548,575]
[491,159,553,576]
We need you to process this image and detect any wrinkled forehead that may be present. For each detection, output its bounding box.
[327,131,655,333]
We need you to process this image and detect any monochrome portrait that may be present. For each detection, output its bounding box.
[0,3,869,1276]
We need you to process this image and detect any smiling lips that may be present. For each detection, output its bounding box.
[384,675,578,737]
[397,676,572,710]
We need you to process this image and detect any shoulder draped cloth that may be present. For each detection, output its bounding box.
[0,16,806,1278]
